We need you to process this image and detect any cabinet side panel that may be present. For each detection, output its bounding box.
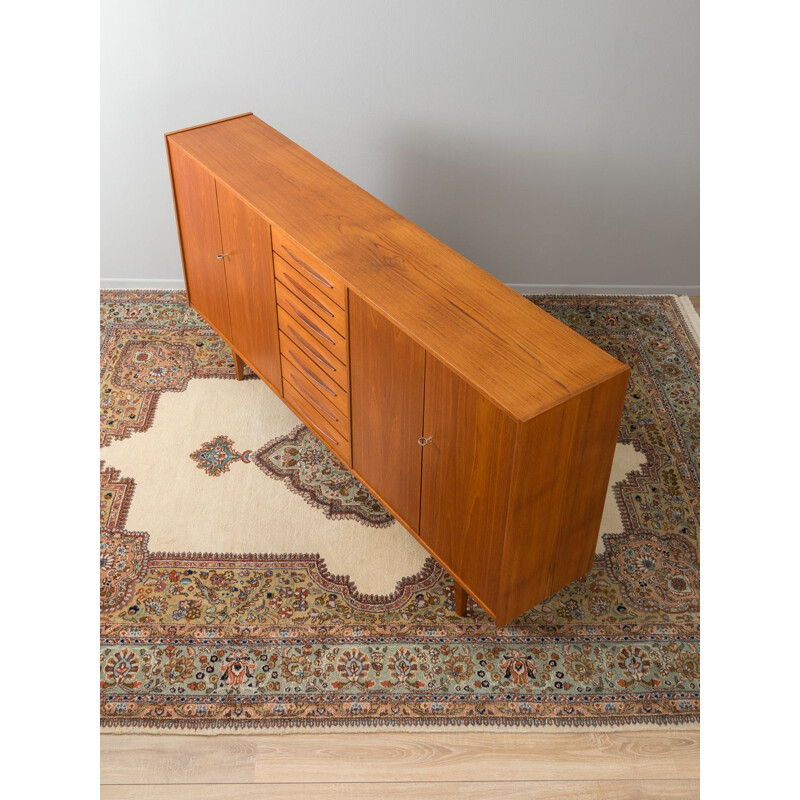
[167,142,231,340]
[497,369,629,625]
[349,292,425,531]
[419,357,516,615]
[548,369,629,592]
[215,182,281,390]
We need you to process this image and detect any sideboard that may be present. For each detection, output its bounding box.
[165,113,630,627]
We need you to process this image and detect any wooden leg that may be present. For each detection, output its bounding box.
[232,351,245,381]
[454,583,468,616]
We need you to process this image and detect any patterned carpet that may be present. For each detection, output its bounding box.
[100,291,699,731]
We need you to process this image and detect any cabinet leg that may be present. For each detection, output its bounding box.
[454,583,468,616]
[232,351,245,381]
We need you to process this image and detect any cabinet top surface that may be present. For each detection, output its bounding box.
[167,113,628,421]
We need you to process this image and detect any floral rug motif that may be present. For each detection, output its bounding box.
[186,426,393,525]
[100,291,699,730]
[190,435,253,477]
[253,426,393,527]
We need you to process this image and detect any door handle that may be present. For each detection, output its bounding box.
[418,436,433,447]
[217,253,229,260]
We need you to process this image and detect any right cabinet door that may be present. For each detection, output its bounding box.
[419,357,517,613]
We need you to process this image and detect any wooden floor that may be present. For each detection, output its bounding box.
[101,295,700,799]
[101,729,699,799]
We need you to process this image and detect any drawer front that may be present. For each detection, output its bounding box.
[272,227,347,310]
[283,381,351,464]
[281,342,350,418]
[281,356,351,443]
[276,283,349,367]
[279,329,348,393]
[274,253,347,337]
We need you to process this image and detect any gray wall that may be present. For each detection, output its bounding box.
[101,0,699,291]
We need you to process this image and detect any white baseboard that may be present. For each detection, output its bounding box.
[100,278,185,289]
[507,284,699,295]
[100,278,699,296]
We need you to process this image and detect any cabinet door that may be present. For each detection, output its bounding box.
[215,182,281,390]
[419,357,517,613]
[349,293,425,531]
[168,143,232,340]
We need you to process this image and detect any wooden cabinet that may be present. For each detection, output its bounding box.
[166,113,630,626]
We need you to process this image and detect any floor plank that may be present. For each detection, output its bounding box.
[101,730,699,785]
[101,778,699,799]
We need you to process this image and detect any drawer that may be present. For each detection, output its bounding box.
[279,329,349,394]
[281,355,351,443]
[281,344,350,418]
[276,283,349,367]
[283,381,351,465]
[274,253,347,337]
[272,227,347,310]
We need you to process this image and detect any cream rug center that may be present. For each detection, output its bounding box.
[102,377,643,594]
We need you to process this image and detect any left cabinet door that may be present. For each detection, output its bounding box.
[168,142,232,340]
[216,182,282,390]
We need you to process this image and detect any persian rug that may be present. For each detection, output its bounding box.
[100,291,699,731]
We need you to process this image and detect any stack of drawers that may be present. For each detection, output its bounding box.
[272,227,352,464]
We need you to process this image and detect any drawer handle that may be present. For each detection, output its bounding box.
[285,324,337,372]
[283,273,335,318]
[291,395,340,445]
[418,436,433,447]
[292,381,340,423]
[295,307,336,345]
[294,356,337,397]
[311,422,340,446]
[281,246,334,289]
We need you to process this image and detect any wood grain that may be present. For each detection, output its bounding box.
[168,115,628,421]
[167,142,231,340]
[349,291,426,532]
[101,779,699,799]
[497,369,629,625]
[549,370,630,587]
[100,729,699,785]
[215,180,281,389]
[419,355,517,617]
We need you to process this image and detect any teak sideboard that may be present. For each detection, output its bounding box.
[165,112,630,627]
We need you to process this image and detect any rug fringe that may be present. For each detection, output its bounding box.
[675,295,700,346]
[100,716,700,735]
